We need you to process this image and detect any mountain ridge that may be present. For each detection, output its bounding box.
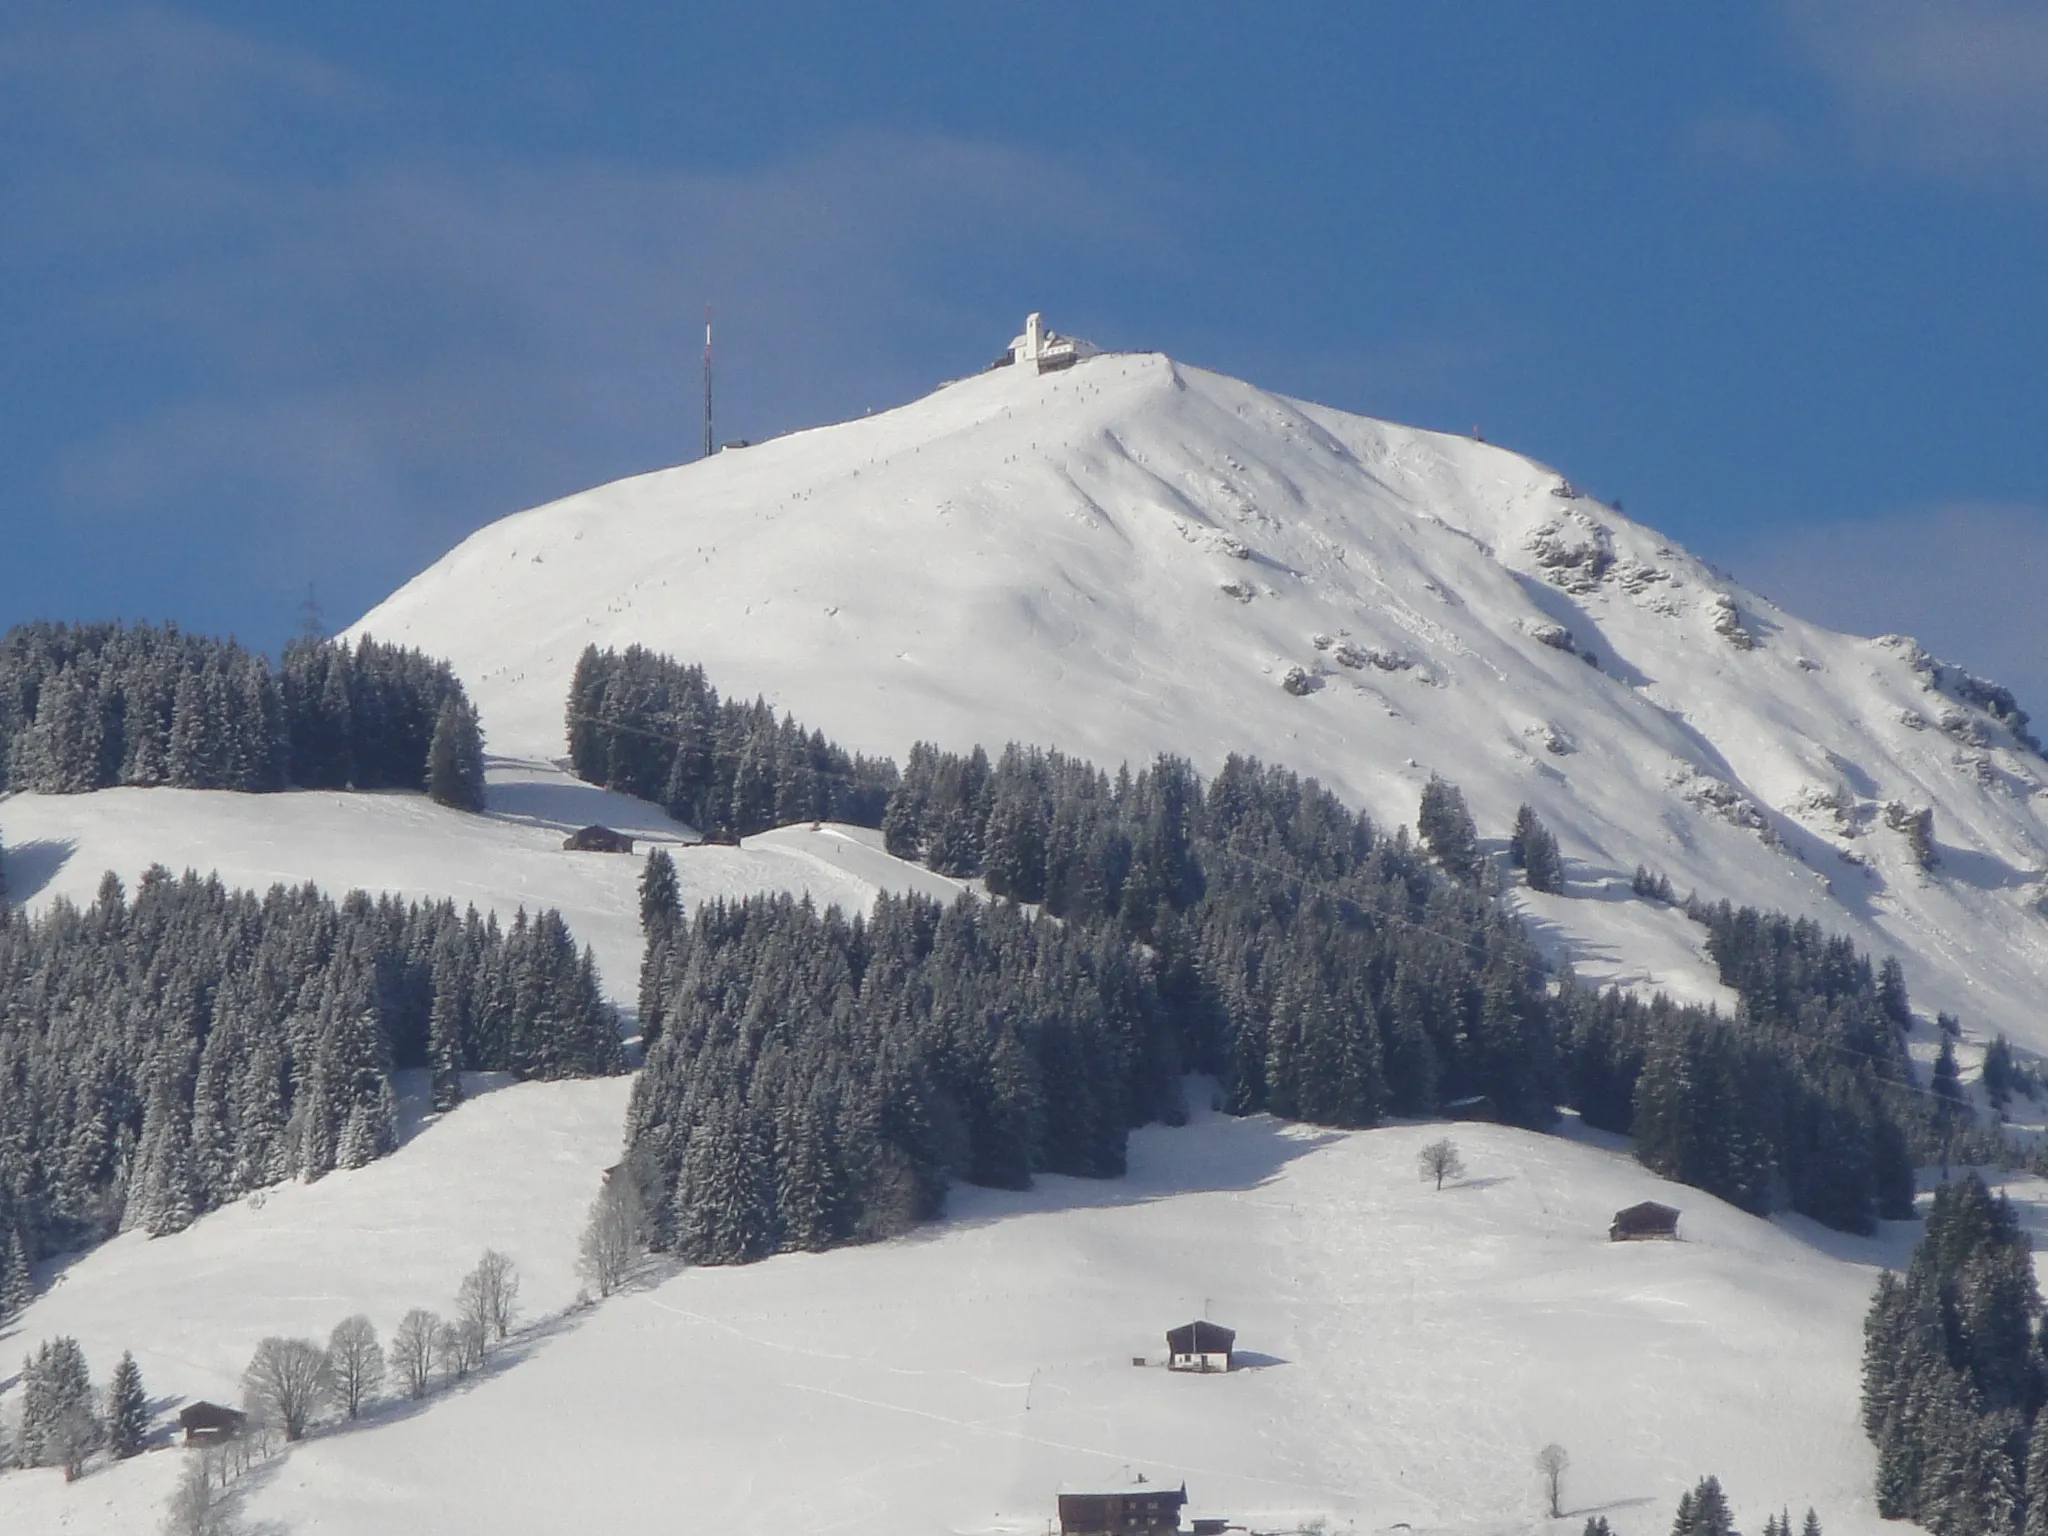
[352,347,2048,1053]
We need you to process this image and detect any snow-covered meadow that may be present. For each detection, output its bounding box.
[0,1081,1938,1536]
[0,760,964,1007]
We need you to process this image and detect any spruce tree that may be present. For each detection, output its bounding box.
[0,1221,31,1322]
[1671,1477,1733,1536]
[1417,775,1481,883]
[1510,804,1564,894]
[2024,1415,2048,1536]
[427,696,487,812]
[20,1336,95,1468]
[639,848,681,934]
[1932,1036,1968,1128]
[106,1351,148,1458]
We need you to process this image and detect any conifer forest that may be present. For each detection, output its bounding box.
[600,649,1943,1265]
[0,868,622,1322]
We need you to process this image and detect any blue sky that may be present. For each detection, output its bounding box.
[3,3,2044,708]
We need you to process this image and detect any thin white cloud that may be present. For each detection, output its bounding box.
[1728,501,2048,722]
[5,8,1161,627]
[1786,0,2048,180]
[0,4,368,153]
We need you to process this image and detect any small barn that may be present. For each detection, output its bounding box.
[1059,1485,1188,1536]
[1166,1320,1236,1373]
[179,1402,246,1445]
[563,825,635,854]
[1610,1201,1681,1241]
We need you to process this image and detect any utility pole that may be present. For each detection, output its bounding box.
[702,306,714,460]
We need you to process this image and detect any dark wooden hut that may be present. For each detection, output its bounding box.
[179,1401,247,1445]
[1610,1201,1681,1241]
[563,825,635,854]
[1059,1485,1188,1536]
[1165,1320,1236,1373]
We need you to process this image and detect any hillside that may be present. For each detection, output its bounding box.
[349,347,2048,1058]
[0,1081,1945,1536]
[0,759,965,1005]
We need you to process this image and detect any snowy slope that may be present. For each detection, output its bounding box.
[351,350,2048,1049]
[0,758,965,1004]
[0,1087,1954,1536]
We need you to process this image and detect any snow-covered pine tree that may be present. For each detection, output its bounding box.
[106,1351,148,1458]
[1417,774,1480,883]
[677,1106,775,1265]
[1932,1036,1969,1130]
[427,696,487,811]
[2024,1415,2048,1536]
[19,1336,95,1469]
[19,665,105,793]
[128,1071,200,1237]
[0,1219,32,1323]
[1509,804,1564,893]
[1671,1476,1734,1536]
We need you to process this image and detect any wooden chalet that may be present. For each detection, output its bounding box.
[179,1401,247,1445]
[1165,1320,1235,1373]
[1059,1484,1188,1536]
[563,825,635,854]
[1610,1201,1681,1241]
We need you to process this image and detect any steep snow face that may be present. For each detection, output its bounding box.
[0,1091,1935,1536]
[354,353,2048,1046]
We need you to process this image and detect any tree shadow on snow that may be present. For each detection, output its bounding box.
[388,1069,524,1150]
[0,836,75,904]
[929,1109,1344,1238]
[1569,1496,1659,1520]
[309,1293,615,1448]
[482,756,697,843]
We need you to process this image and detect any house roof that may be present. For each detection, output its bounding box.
[178,1401,247,1429]
[1614,1201,1680,1222]
[1166,1320,1236,1354]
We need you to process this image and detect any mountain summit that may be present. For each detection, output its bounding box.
[356,343,2048,1048]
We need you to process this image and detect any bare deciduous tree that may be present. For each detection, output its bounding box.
[1537,1442,1570,1518]
[1418,1137,1466,1191]
[326,1314,385,1420]
[48,1400,99,1482]
[390,1309,440,1400]
[578,1175,645,1298]
[457,1249,519,1348]
[436,1317,486,1385]
[241,1336,332,1442]
[161,1449,247,1536]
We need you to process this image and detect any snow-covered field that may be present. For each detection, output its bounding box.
[0,1080,1943,1536]
[351,348,2048,1052]
[0,760,964,1004]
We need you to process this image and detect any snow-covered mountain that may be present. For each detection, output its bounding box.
[6,335,2042,1536]
[356,346,2048,1051]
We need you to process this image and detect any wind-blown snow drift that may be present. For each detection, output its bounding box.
[355,351,2048,1051]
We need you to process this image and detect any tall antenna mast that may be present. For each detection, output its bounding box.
[702,306,714,460]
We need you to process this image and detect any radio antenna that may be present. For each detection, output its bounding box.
[702,306,714,460]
